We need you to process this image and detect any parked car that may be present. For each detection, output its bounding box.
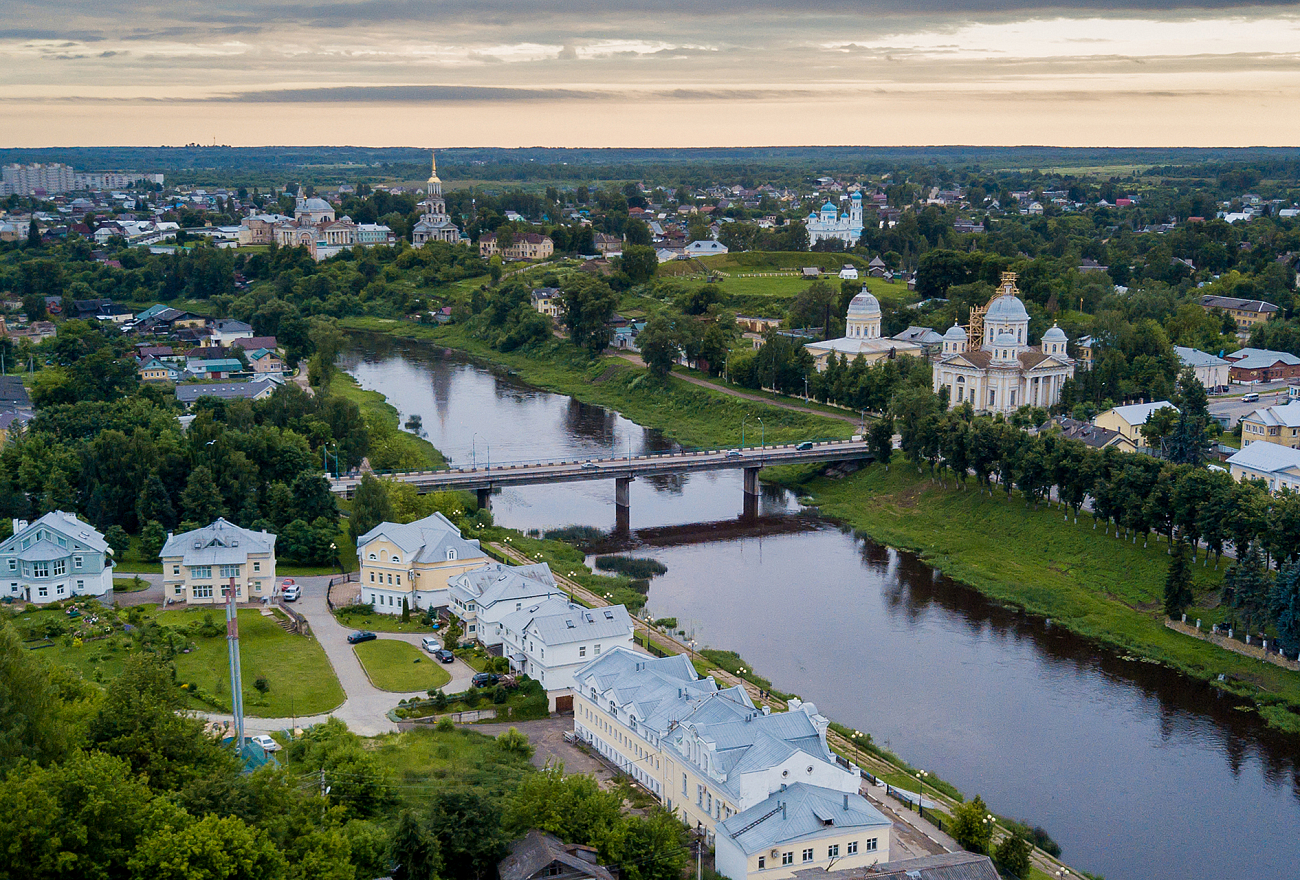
[421,636,441,654]
[249,734,281,753]
[282,582,301,602]
[472,672,500,688]
[347,631,377,645]
[434,648,455,663]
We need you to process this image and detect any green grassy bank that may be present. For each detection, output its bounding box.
[340,318,853,449]
[791,464,1300,732]
[329,371,446,470]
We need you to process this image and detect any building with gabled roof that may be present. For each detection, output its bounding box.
[497,596,633,707]
[0,511,114,605]
[449,561,562,646]
[1093,401,1178,447]
[499,831,617,880]
[1241,400,1300,449]
[160,518,277,605]
[572,646,881,879]
[1226,440,1300,493]
[1174,345,1229,392]
[357,513,488,614]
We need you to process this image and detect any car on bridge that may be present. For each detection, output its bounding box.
[796,441,814,450]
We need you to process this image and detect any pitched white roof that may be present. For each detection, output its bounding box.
[1,511,109,555]
[1228,441,1300,476]
[357,512,485,565]
[159,517,276,565]
[1108,401,1178,426]
[1174,346,1229,368]
[1245,401,1300,428]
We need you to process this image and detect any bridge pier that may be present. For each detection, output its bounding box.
[742,466,761,520]
[476,487,492,512]
[614,477,634,534]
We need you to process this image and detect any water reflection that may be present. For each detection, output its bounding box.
[343,335,1300,880]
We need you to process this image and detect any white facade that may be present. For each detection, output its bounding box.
[932,272,1074,414]
[804,291,923,370]
[0,512,114,605]
[159,518,277,605]
[806,193,864,248]
[412,152,461,245]
[449,562,563,646]
[497,597,634,703]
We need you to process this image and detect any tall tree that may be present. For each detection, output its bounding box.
[868,416,894,471]
[348,474,394,544]
[181,465,224,524]
[636,315,680,379]
[390,811,442,880]
[1164,540,1195,617]
[0,624,73,770]
[426,790,506,880]
[1270,559,1300,655]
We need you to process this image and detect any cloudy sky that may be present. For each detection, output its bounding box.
[5,0,1300,147]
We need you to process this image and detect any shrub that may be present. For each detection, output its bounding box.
[653,617,678,629]
[541,525,606,550]
[497,727,532,757]
[594,555,667,579]
[253,676,270,694]
[995,833,1031,878]
[435,717,454,732]
[491,685,508,704]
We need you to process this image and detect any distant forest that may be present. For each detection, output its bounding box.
[3,145,1300,190]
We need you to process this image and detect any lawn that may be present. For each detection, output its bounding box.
[367,725,535,801]
[797,463,1300,728]
[26,604,344,717]
[353,638,451,692]
[113,576,150,592]
[333,604,438,634]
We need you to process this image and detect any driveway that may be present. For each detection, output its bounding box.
[202,576,475,736]
[111,571,164,606]
[1210,387,1288,428]
[471,717,614,781]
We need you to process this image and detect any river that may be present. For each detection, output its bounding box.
[342,334,1300,880]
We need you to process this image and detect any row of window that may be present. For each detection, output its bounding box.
[176,582,262,597]
[18,529,77,551]
[370,571,402,585]
[755,839,875,870]
[9,556,84,577]
[170,562,261,578]
[9,579,86,598]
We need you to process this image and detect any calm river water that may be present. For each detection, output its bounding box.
[342,335,1300,880]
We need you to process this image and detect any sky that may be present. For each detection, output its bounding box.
[4,0,1300,147]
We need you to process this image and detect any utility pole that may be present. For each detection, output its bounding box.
[225,577,244,755]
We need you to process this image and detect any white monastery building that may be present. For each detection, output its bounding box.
[806,193,864,248]
[932,272,1074,414]
[412,152,462,245]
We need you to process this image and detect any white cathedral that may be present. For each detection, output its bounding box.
[932,272,1074,414]
[411,152,461,245]
[806,192,864,248]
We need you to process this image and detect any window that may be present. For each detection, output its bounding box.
[193,584,213,599]
[6,559,13,571]
[988,389,996,406]
[220,564,240,579]
[447,549,457,560]
[173,565,180,576]
[221,584,232,597]
[33,562,48,578]
[706,792,712,811]
[697,784,703,806]
[253,561,260,572]
[468,625,476,633]
[73,556,82,569]
[55,584,64,595]
[191,565,211,579]
[594,644,601,655]
[396,574,401,585]
[802,849,814,863]
[757,858,765,870]
[828,845,839,859]
[53,560,65,576]
[864,838,878,853]
[38,586,47,598]
[683,774,688,795]
[1009,390,1017,406]
[76,580,83,591]
[175,585,184,595]
[847,842,858,855]
[579,647,586,658]
[782,853,793,866]
[370,572,375,582]
[368,553,377,560]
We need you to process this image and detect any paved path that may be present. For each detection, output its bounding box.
[198,575,474,736]
[614,353,864,427]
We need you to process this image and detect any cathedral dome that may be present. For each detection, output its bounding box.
[943,323,967,341]
[992,330,1018,347]
[821,201,839,214]
[985,293,1029,322]
[301,197,332,213]
[846,291,881,319]
[1043,323,1067,343]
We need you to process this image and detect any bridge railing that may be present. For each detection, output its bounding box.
[328,436,866,481]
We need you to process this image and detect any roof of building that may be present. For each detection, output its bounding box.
[794,852,999,880]
[985,293,1029,322]
[451,562,559,607]
[0,376,32,409]
[160,518,276,566]
[498,831,616,880]
[503,597,634,646]
[357,512,486,566]
[212,319,252,333]
[1227,440,1300,475]
[846,291,881,318]
[805,337,921,358]
[942,323,967,341]
[575,646,728,735]
[1223,348,1300,370]
[1041,416,1129,449]
[1174,345,1229,368]
[299,197,333,213]
[892,326,943,345]
[1106,401,1178,426]
[1243,401,1300,428]
[1201,295,1279,313]
[176,380,275,403]
[1043,323,1068,342]
[1,511,109,556]
[716,783,891,854]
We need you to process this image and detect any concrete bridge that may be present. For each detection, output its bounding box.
[329,438,873,524]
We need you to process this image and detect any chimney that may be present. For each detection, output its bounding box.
[781,802,787,820]
[844,794,849,811]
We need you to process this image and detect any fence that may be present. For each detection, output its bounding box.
[1166,618,1300,671]
[325,572,360,611]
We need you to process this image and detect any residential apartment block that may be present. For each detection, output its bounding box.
[1241,401,1300,449]
[1200,295,1278,331]
[573,648,892,880]
[497,596,634,708]
[479,232,555,260]
[356,513,488,613]
[449,562,562,646]
[0,512,114,605]
[160,519,277,605]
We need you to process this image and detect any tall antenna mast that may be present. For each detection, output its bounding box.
[226,577,244,754]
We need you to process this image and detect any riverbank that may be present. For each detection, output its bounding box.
[340,318,854,448]
[329,370,446,470]
[791,464,1300,733]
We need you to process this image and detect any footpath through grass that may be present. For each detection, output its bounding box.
[353,638,452,692]
[797,464,1300,731]
[341,318,852,448]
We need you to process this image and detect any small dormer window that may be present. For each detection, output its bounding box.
[447,549,456,560]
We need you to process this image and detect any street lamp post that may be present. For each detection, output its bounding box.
[915,770,929,820]
[982,814,996,855]
[756,416,764,451]
[471,433,478,469]
[741,414,750,450]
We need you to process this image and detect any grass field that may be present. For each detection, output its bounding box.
[797,463,1300,729]
[341,318,853,449]
[32,605,344,717]
[333,604,437,634]
[353,638,452,692]
[368,725,535,801]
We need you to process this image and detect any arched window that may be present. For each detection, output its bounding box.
[368,553,377,561]
[447,549,457,560]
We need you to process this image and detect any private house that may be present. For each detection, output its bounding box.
[0,409,30,447]
[0,376,32,412]
[1226,441,1300,493]
[209,319,254,346]
[498,831,616,880]
[245,348,284,376]
[356,513,489,614]
[1175,346,1230,393]
[0,511,114,605]
[450,562,562,647]
[1223,348,1300,384]
[1075,335,1095,371]
[531,287,564,319]
[479,232,555,261]
[186,358,245,380]
[684,240,728,256]
[1040,416,1135,452]
[1241,401,1300,449]
[838,264,858,280]
[797,853,999,880]
[160,519,277,605]
[230,336,280,353]
[573,648,891,880]
[1093,401,1178,447]
[1200,295,1278,331]
[497,596,634,708]
[593,233,623,256]
[138,357,181,382]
